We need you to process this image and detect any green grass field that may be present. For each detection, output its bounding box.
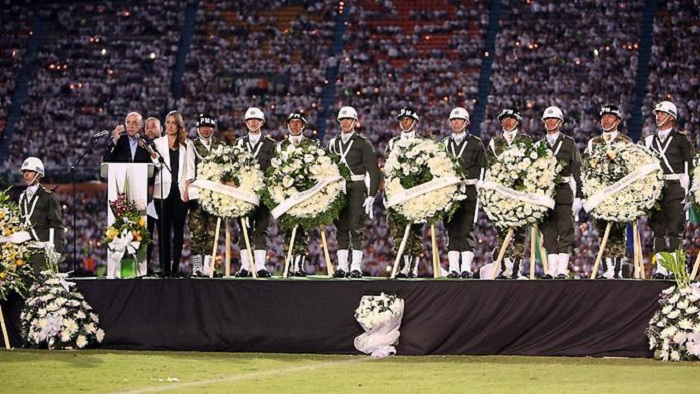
[1,350,699,393]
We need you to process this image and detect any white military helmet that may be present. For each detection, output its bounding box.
[449,107,470,122]
[244,107,265,122]
[653,101,678,119]
[337,106,358,122]
[20,157,45,176]
[541,106,564,121]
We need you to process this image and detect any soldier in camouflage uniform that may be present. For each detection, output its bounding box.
[187,114,227,277]
[385,107,427,278]
[236,107,276,277]
[276,111,319,276]
[584,104,633,279]
[642,101,695,279]
[328,106,380,278]
[441,107,487,279]
[538,106,582,279]
[486,108,531,279]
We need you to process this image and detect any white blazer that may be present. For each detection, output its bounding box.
[151,136,194,200]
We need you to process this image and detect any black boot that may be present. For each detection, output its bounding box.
[510,258,521,279]
[613,258,622,279]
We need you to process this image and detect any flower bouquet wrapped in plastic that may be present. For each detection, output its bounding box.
[354,293,404,358]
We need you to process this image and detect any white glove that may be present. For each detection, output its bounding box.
[363,197,375,219]
[679,174,690,191]
[572,198,582,217]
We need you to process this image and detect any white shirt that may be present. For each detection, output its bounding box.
[400,131,416,140]
[25,184,39,201]
[657,127,672,141]
[198,137,212,150]
[248,132,261,145]
[452,132,466,144]
[289,134,303,145]
[602,130,618,142]
[503,129,518,144]
[546,132,560,146]
[341,131,354,144]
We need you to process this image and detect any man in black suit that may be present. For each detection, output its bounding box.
[102,112,153,163]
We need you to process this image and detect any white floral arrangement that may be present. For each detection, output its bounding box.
[196,144,264,218]
[691,153,700,207]
[647,283,700,361]
[262,141,348,229]
[0,187,35,301]
[582,143,663,222]
[21,270,105,350]
[384,138,465,224]
[478,141,560,229]
[354,292,405,358]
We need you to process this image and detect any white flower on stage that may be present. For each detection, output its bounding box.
[384,138,465,224]
[582,143,663,222]
[478,140,559,229]
[197,145,264,219]
[262,141,347,229]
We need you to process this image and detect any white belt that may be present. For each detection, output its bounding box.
[463,179,478,186]
[350,175,365,182]
[663,174,681,180]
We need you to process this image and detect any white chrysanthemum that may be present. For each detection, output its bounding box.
[76,335,88,349]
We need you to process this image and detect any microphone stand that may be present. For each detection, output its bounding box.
[148,142,172,277]
[61,135,104,275]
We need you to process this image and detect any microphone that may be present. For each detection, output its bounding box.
[137,133,157,149]
[92,130,111,139]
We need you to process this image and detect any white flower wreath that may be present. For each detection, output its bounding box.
[478,141,560,229]
[383,138,464,224]
[263,142,347,229]
[582,143,663,222]
[195,144,264,219]
[647,283,700,362]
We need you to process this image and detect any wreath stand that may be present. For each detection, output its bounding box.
[390,225,412,279]
[528,225,549,279]
[632,221,646,279]
[430,224,441,278]
[590,223,612,279]
[282,226,298,278]
[690,252,700,281]
[0,305,10,350]
[320,226,335,277]
[490,228,514,279]
[208,217,256,278]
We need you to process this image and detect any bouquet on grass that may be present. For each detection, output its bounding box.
[354,292,405,358]
[646,250,700,361]
[582,143,663,222]
[0,187,35,301]
[21,246,105,350]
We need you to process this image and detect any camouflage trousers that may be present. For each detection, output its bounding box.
[189,201,219,256]
[388,214,424,257]
[594,219,627,258]
[283,225,309,256]
[496,227,526,259]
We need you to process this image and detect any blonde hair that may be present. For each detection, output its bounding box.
[165,111,187,147]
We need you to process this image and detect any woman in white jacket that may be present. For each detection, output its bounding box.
[150,111,193,277]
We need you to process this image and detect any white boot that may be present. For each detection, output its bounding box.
[461,251,474,275]
[557,253,570,278]
[546,254,559,278]
[337,249,349,274]
[203,255,212,276]
[498,257,514,279]
[409,256,419,278]
[192,254,203,276]
[447,251,460,277]
[398,255,412,277]
[239,249,251,272]
[350,250,363,278]
[254,249,270,276]
[603,258,615,279]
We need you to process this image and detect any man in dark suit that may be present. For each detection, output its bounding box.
[102,112,152,163]
[538,106,582,279]
[643,101,695,279]
[235,107,276,277]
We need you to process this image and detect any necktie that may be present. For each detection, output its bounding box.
[604,134,611,142]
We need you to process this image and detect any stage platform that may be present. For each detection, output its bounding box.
[2,278,671,357]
